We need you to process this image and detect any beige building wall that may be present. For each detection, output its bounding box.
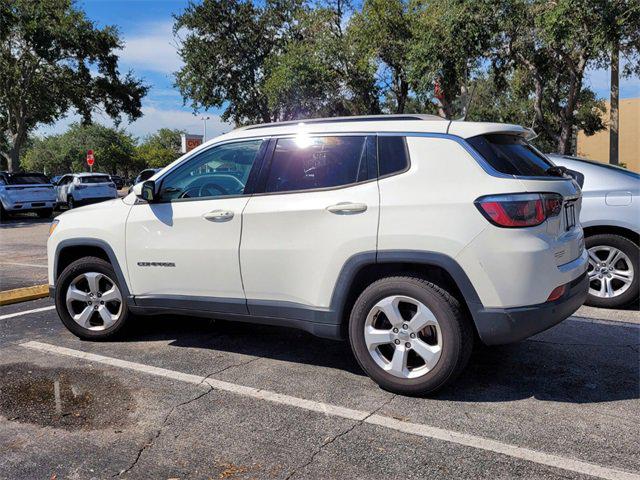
[576,97,639,173]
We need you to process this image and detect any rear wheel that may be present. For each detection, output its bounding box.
[67,196,75,209]
[349,276,473,396]
[585,234,639,308]
[55,256,131,340]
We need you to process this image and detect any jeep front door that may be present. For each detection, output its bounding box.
[126,139,267,312]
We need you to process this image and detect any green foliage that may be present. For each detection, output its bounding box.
[135,128,184,169]
[0,0,148,171]
[21,124,137,176]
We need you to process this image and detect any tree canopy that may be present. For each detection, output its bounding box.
[0,0,148,171]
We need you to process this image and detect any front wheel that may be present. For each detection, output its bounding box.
[349,276,473,396]
[67,196,75,209]
[586,234,639,308]
[55,256,131,340]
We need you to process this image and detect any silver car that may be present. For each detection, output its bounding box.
[549,155,639,308]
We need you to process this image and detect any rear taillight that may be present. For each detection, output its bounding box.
[546,284,566,302]
[475,193,563,228]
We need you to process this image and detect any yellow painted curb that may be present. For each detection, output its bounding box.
[0,284,49,306]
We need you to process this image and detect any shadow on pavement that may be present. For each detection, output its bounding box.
[121,313,639,404]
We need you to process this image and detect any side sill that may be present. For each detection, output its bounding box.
[127,304,343,340]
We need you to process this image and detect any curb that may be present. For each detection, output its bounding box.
[0,284,49,306]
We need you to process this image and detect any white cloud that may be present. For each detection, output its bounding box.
[119,21,183,74]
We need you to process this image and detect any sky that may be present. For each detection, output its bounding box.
[38,0,640,142]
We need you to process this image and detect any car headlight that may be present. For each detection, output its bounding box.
[48,219,59,237]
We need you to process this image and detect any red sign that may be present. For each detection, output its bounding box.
[87,150,94,166]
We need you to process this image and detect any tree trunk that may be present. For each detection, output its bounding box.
[7,144,19,172]
[609,39,620,166]
[557,123,573,155]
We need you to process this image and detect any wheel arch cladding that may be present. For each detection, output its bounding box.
[54,239,131,297]
[334,250,484,331]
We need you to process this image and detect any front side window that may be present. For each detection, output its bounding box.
[467,134,554,177]
[264,136,374,193]
[158,140,264,201]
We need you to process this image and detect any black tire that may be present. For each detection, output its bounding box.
[348,276,473,396]
[55,256,131,340]
[0,203,6,221]
[67,196,75,209]
[37,208,53,218]
[585,234,639,308]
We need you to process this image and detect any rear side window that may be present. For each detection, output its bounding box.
[467,134,554,177]
[80,175,111,184]
[378,136,410,176]
[264,136,374,193]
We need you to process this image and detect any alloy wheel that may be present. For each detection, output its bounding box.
[364,295,442,379]
[65,272,122,330]
[587,245,634,299]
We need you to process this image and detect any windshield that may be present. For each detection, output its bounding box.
[80,175,111,184]
[6,173,50,185]
[467,134,555,177]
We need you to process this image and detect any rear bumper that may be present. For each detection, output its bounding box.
[3,200,55,212]
[473,271,588,345]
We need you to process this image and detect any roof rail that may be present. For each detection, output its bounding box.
[240,114,444,131]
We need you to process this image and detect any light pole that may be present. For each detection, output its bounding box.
[200,115,210,142]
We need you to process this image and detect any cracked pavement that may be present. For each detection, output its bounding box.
[0,297,638,479]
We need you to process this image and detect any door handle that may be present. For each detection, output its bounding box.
[203,209,234,222]
[326,202,368,214]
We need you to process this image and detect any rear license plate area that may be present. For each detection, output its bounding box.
[564,202,576,231]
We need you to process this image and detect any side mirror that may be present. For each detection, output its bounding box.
[134,180,156,202]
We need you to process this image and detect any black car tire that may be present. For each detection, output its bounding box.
[349,276,473,396]
[55,256,131,340]
[585,234,639,308]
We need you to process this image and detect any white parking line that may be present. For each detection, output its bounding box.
[568,316,640,328]
[20,340,640,480]
[0,306,55,320]
[0,262,48,268]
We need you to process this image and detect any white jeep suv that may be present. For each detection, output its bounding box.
[55,173,118,209]
[48,115,588,395]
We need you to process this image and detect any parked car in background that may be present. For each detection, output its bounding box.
[54,173,118,209]
[110,175,125,189]
[128,168,161,193]
[549,154,639,308]
[48,115,588,395]
[0,171,56,219]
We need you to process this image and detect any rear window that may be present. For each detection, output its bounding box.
[378,136,410,176]
[6,174,50,185]
[80,175,111,184]
[467,134,554,177]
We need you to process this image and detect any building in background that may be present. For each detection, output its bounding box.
[576,98,639,172]
[181,133,204,153]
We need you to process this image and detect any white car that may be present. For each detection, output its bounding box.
[54,173,118,209]
[47,115,588,395]
[0,171,56,219]
[548,154,639,308]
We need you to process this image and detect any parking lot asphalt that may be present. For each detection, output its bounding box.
[0,297,638,480]
[0,216,51,291]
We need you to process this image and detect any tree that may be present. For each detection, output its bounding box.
[349,0,413,113]
[408,0,497,119]
[496,0,610,154]
[21,123,137,176]
[0,0,147,171]
[174,0,303,125]
[600,1,640,165]
[264,3,380,120]
[135,128,184,169]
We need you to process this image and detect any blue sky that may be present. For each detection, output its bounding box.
[39,0,639,141]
